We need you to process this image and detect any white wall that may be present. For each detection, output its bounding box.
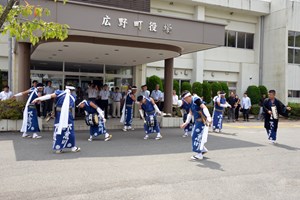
[0,35,9,71]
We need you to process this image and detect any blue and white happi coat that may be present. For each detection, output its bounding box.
[83,100,107,137]
[141,98,160,134]
[123,91,134,126]
[53,90,76,151]
[181,100,193,133]
[212,96,226,130]
[190,96,208,153]
[21,87,40,133]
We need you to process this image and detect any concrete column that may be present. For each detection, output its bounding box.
[164,58,174,114]
[17,42,31,94]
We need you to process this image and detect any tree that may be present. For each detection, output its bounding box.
[247,85,261,104]
[181,82,192,93]
[192,82,203,97]
[147,75,163,93]
[202,81,211,104]
[211,82,222,99]
[173,80,179,95]
[0,0,69,45]
[220,82,229,98]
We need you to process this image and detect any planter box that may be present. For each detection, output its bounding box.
[159,117,181,128]
[0,118,43,132]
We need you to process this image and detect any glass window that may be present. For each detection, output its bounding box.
[295,32,300,47]
[237,32,246,48]
[224,31,228,46]
[288,31,295,47]
[288,90,292,97]
[294,49,300,64]
[288,48,294,63]
[246,33,254,49]
[227,31,236,47]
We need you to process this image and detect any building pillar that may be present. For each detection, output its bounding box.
[16,42,31,94]
[164,58,174,114]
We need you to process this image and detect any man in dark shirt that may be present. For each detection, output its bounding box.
[227,92,238,122]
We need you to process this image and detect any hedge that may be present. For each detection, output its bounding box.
[173,80,180,95]
[0,99,26,120]
[220,82,229,98]
[202,82,212,104]
[211,82,222,99]
[258,85,268,97]
[181,82,192,93]
[247,85,261,105]
[250,104,260,115]
[192,82,203,97]
[147,75,163,92]
[288,103,300,119]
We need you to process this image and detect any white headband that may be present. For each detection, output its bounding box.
[66,86,75,90]
[76,100,87,107]
[182,92,191,99]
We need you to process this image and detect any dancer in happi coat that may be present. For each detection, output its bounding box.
[177,100,193,137]
[121,86,137,132]
[77,100,112,142]
[180,91,212,160]
[263,90,291,143]
[212,91,231,133]
[32,86,80,153]
[137,95,162,140]
[13,83,44,139]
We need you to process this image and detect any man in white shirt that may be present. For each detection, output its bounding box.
[151,84,162,109]
[87,83,97,102]
[140,84,150,98]
[241,92,252,122]
[99,84,110,119]
[172,90,178,105]
[0,85,13,101]
[112,87,122,118]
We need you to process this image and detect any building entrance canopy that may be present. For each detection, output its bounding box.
[29,0,225,65]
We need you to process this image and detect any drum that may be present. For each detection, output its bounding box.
[85,113,99,126]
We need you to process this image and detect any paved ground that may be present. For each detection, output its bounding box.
[0,120,300,200]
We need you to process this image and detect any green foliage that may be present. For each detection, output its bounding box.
[181,82,192,93]
[288,103,300,119]
[173,80,179,95]
[206,104,214,115]
[220,82,229,98]
[0,99,25,120]
[250,104,260,115]
[258,85,268,97]
[147,75,163,93]
[211,82,222,98]
[247,85,261,104]
[202,81,212,104]
[192,82,203,97]
[0,2,69,45]
[0,70,2,90]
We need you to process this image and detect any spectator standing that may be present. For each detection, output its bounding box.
[235,95,241,121]
[151,84,162,110]
[112,87,122,118]
[87,83,97,102]
[172,90,178,106]
[227,92,237,122]
[0,85,13,100]
[43,81,55,117]
[99,84,110,119]
[140,84,150,98]
[241,93,252,121]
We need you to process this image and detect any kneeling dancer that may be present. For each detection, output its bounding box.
[33,86,80,153]
[137,95,162,140]
[77,100,112,142]
[180,91,212,160]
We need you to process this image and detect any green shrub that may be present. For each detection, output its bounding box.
[220,82,229,98]
[0,99,26,120]
[192,82,203,97]
[0,70,2,90]
[211,82,222,99]
[147,75,163,92]
[250,104,260,115]
[173,80,180,95]
[181,82,192,93]
[247,85,261,105]
[206,104,214,115]
[202,81,212,104]
[258,85,268,97]
[288,103,300,119]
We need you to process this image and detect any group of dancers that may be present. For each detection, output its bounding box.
[13,83,291,158]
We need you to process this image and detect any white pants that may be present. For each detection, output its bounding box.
[112,102,121,117]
